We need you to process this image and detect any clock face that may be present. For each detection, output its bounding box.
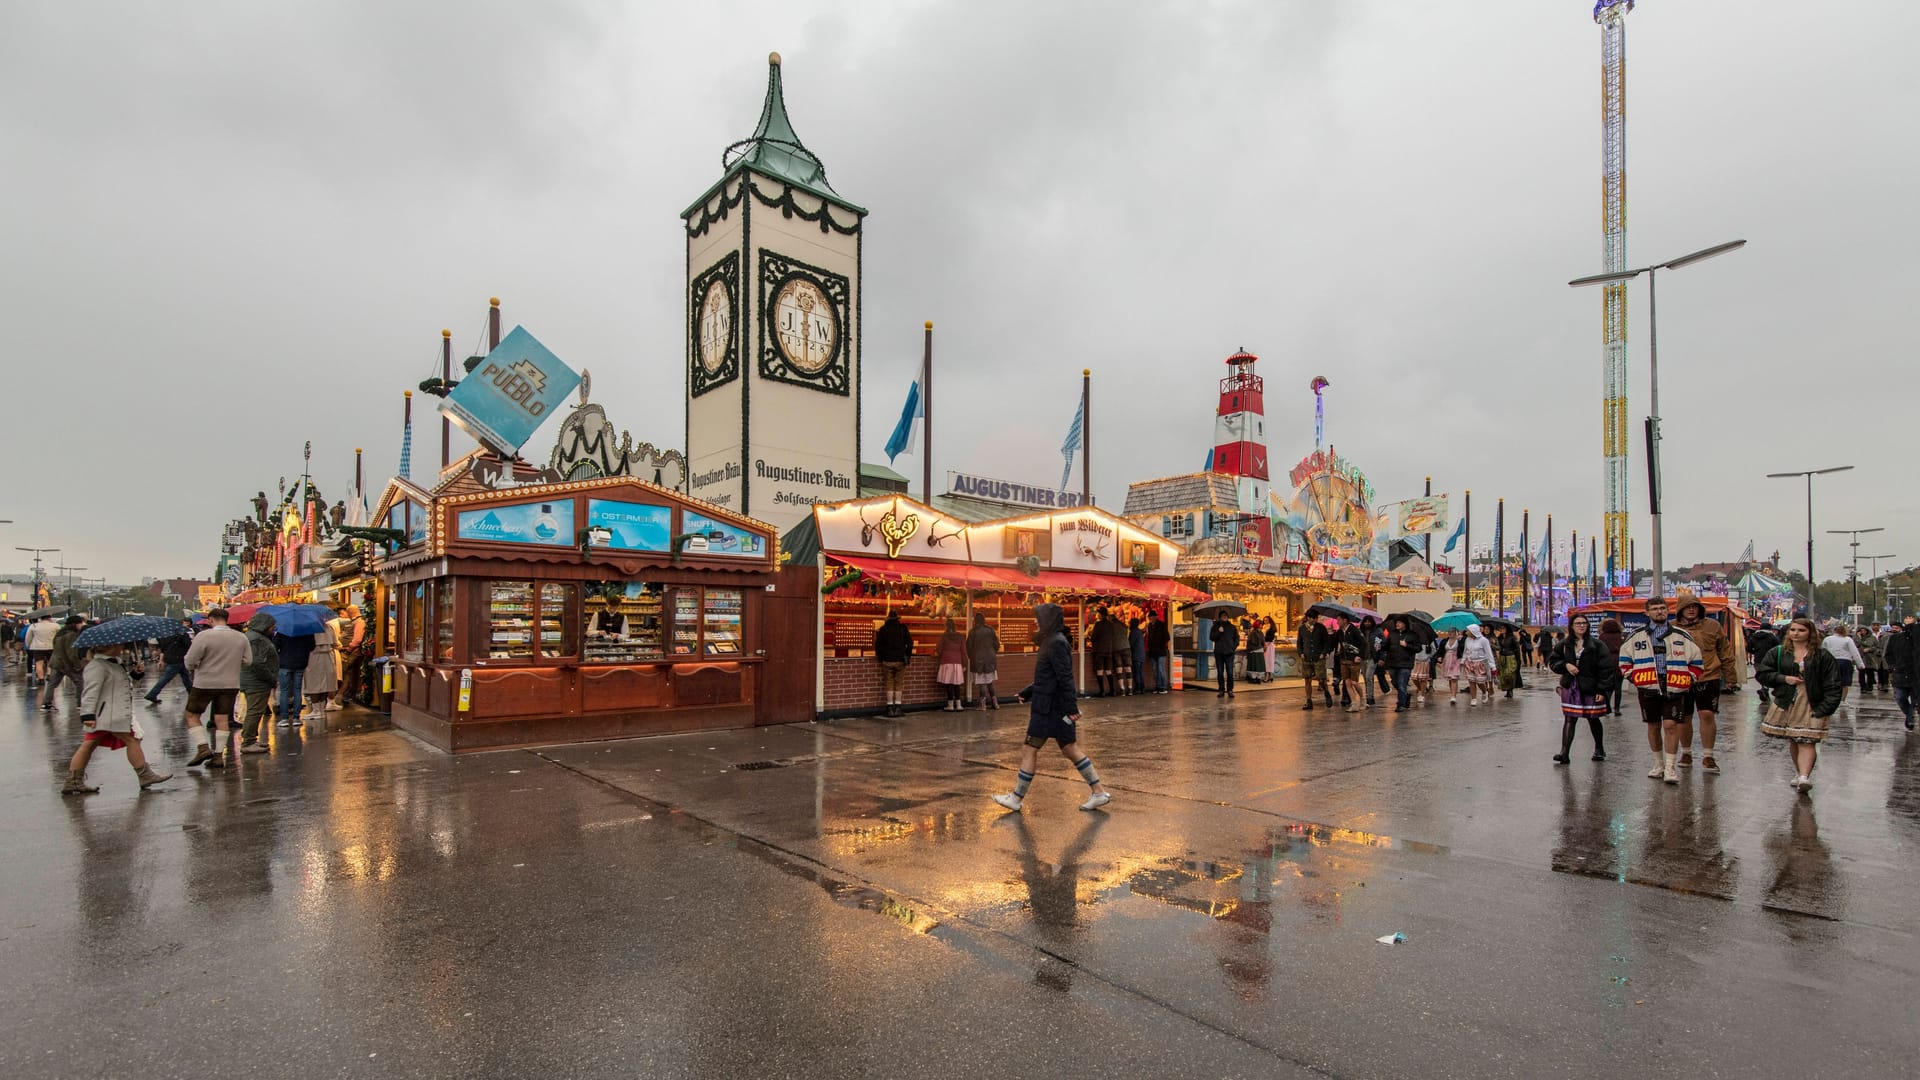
[772,276,838,375]
[698,280,732,373]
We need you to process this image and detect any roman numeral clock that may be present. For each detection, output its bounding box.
[682,52,866,538]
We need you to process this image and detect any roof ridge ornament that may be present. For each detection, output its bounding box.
[721,52,838,198]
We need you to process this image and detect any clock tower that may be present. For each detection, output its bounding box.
[684,53,865,536]
[1209,349,1271,555]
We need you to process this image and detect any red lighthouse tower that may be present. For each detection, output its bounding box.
[1209,349,1271,556]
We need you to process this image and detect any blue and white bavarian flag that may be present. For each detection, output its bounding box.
[884,378,922,463]
[1060,400,1084,492]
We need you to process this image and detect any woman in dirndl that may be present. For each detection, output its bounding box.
[1758,617,1845,792]
[1244,619,1267,683]
[966,612,1000,711]
[1440,630,1465,704]
[936,618,969,712]
[1460,625,1496,707]
[1550,614,1616,763]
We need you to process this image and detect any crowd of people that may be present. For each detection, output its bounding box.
[1,605,372,795]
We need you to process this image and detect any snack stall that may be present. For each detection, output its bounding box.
[370,467,789,752]
[809,495,1202,715]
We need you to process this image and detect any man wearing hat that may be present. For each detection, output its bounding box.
[335,604,367,705]
[40,615,88,711]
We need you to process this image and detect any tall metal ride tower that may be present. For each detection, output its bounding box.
[1596,0,1632,584]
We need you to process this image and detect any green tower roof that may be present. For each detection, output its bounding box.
[685,53,865,218]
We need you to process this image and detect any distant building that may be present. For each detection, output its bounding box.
[1122,472,1252,553]
[148,578,212,604]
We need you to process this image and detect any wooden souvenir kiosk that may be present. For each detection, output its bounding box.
[370,467,795,752]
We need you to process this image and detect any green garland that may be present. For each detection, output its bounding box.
[821,568,864,595]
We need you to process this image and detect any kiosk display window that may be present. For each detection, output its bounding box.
[404,582,427,660]
[582,582,666,663]
[703,589,742,655]
[433,580,455,661]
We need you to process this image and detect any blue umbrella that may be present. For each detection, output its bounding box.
[258,603,336,636]
[74,615,190,649]
[1431,611,1481,633]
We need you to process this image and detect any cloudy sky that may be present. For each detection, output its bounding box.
[4,1,1914,588]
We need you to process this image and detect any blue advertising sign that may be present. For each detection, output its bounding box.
[405,499,428,546]
[439,326,582,458]
[586,499,671,552]
[457,500,576,546]
[682,512,766,558]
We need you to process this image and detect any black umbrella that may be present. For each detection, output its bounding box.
[74,616,191,650]
[24,605,70,619]
[1190,599,1248,619]
[1305,601,1366,622]
[1387,610,1437,643]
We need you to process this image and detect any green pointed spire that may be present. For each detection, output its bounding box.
[703,52,862,214]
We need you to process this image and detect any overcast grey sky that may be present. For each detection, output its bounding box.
[3,1,1914,587]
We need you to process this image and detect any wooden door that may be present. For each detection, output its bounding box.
[756,566,818,725]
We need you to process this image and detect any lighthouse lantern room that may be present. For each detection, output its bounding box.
[1209,349,1272,556]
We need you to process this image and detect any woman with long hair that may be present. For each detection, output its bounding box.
[935,618,968,711]
[1550,614,1617,763]
[1759,617,1844,791]
[967,612,1000,711]
[1821,622,1865,714]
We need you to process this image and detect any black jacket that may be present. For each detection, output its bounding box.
[1019,604,1079,720]
[1210,620,1240,655]
[1551,634,1619,695]
[1146,620,1170,657]
[1244,625,1264,652]
[874,617,913,664]
[1757,643,1844,717]
[1380,628,1420,669]
[1297,620,1330,661]
[161,633,193,666]
[1339,625,1368,660]
[1884,626,1919,689]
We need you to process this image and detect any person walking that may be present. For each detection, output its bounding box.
[1875,623,1895,693]
[1598,618,1627,715]
[1297,614,1333,710]
[935,617,967,711]
[873,611,913,718]
[182,607,248,768]
[967,612,1001,710]
[1618,597,1705,784]
[1101,610,1132,697]
[1495,625,1522,700]
[1380,615,1420,712]
[1820,623,1865,715]
[1550,614,1617,764]
[1673,600,1735,774]
[1264,616,1280,687]
[236,613,279,754]
[1884,615,1918,732]
[1334,614,1367,712]
[273,627,316,731]
[60,643,173,794]
[1244,618,1266,685]
[24,613,59,687]
[1758,617,1845,791]
[1460,624,1497,707]
[143,620,196,704]
[1535,626,1555,672]
[1856,626,1882,694]
[1211,614,1240,698]
[1440,630,1464,705]
[1146,613,1171,694]
[1746,623,1780,705]
[303,617,338,722]
[40,615,87,712]
[1358,616,1381,706]
[991,602,1112,813]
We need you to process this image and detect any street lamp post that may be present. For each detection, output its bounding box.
[1826,527,1884,615]
[14,546,58,607]
[1571,239,1747,600]
[1765,466,1853,620]
[1858,554,1897,622]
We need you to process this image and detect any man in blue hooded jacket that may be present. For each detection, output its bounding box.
[992,603,1112,813]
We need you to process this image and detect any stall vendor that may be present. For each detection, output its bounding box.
[587,594,628,640]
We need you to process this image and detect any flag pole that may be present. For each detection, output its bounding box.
[1463,489,1472,607]
[489,296,502,351]
[1544,514,1555,627]
[922,321,933,505]
[1423,476,1432,565]
[1572,529,1581,607]
[1496,497,1506,614]
[1081,368,1091,506]
[1521,508,1530,624]
[441,328,453,469]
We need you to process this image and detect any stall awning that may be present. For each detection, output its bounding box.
[829,555,1207,602]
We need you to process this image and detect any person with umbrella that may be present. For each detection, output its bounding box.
[144,618,197,705]
[237,613,279,753]
[1211,611,1241,698]
[60,619,185,794]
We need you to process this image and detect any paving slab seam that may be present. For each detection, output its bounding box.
[522,746,1345,1080]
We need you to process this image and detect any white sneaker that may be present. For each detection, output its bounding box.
[1663,764,1679,785]
[1787,775,1805,790]
[1079,791,1112,811]
[1468,698,1479,707]
[991,793,1024,812]
[1449,696,1458,706]
[1649,762,1666,779]
[1795,774,1812,791]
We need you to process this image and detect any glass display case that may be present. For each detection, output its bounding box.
[670,589,702,656]
[539,583,575,657]
[487,581,536,660]
[433,580,455,661]
[702,588,742,656]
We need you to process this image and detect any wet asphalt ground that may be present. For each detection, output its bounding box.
[2,659,1916,1080]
